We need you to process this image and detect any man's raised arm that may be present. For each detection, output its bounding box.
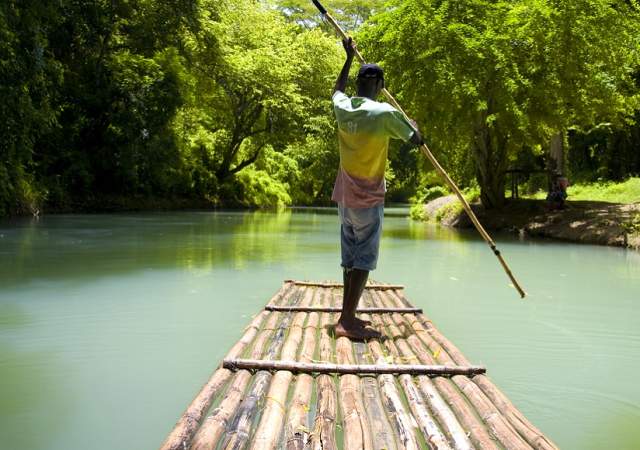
[334,38,356,94]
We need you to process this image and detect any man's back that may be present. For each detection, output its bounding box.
[332,90,414,208]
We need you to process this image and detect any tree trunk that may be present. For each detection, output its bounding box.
[473,117,507,209]
[549,131,565,175]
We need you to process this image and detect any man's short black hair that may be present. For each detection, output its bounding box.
[357,64,384,83]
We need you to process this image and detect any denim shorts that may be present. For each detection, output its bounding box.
[338,204,384,271]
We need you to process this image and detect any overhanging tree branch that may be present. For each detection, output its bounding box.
[229,143,266,175]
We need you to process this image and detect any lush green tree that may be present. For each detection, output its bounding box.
[359,0,640,207]
[276,0,387,31]
[40,0,199,202]
[176,0,341,206]
[0,0,203,214]
[0,1,63,214]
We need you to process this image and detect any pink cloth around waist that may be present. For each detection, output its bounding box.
[332,168,385,208]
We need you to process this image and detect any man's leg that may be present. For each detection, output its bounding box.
[335,205,381,340]
[336,268,379,339]
[341,267,371,328]
[343,267,368,321]
[338,268,356,327]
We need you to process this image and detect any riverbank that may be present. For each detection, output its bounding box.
[7,195,225,217]
[417,195,640,250]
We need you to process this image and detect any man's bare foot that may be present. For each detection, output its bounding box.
[353,317,372,328]
[335,321,382,341]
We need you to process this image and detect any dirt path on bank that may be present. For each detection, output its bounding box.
[423,196,640,250]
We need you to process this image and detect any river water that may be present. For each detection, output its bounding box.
[1,210,638,449]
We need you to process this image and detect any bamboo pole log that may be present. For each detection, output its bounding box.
[317,288,335,364]
[285,296,320,450]
[310,288,338,450]
[372,291,476,450]
[366,292,452,450]
[373,292,498,450]
[336,334,373,450]
[452,375,531,449]
[471,376,557,450]
[222,359,486,376]
[190,311,284,450]
[160,284,291,450]
[284,369,314,450]
[404,313,524,447]
[391,291,557,450]
[313,373,338,450]
[188,372,252,450]
[250,287,315,450]
[426,328,557,450]
[409,346,501,449]
[360,295,421,450]
[220,287,306,450]
[387,291,556,450]
[403,330,501,449]
[369,352,421,450]
[391,302,532,449]
[265,305,422,313]
[354,342,398,450]
[283,279,404,290]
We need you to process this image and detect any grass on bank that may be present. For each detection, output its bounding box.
[409,187,480,221]
[524,177,640,203]
[410,177,640,223]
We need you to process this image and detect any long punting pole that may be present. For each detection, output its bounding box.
[311,0,526,299]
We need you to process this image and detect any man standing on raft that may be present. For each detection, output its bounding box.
[332,38,423,340]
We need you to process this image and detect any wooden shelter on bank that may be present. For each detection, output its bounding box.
[160,280,557,450]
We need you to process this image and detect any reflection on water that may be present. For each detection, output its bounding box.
[1,210,639,450]
[1,212,305,286]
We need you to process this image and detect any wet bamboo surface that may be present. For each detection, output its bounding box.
[160,280,558,450]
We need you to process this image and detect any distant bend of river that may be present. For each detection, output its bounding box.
[1,210,639,450]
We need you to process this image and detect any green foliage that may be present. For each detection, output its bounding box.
[423,186,450,202]
[176,0,342,206]
[285,134,339,205]
[0,1,62,214]
[276,0,387,32]
[410,186,480,223]
[359,0,640,208]
[409,203,428,221]
[567,178,640,203]
[229,168,292,208]
[434,187,480,223]
[0,0,345,214]
[568,115,640,182]
[3,0,640,216]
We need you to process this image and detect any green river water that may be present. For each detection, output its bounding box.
[1,210,639,450]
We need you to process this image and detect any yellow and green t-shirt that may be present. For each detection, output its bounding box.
[331,90,415,208]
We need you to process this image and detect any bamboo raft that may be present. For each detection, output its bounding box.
[160,280,557,450]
